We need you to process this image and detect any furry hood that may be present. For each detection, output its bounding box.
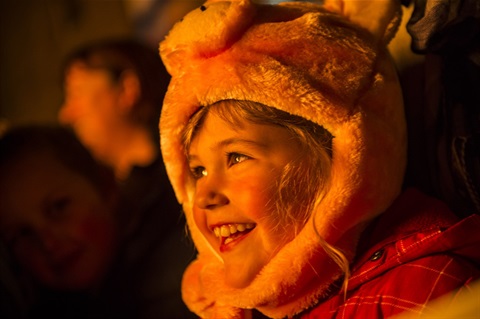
[159,0,406,318]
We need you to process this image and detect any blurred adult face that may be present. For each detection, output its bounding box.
[0,151,118,291]
[58,62,124,162]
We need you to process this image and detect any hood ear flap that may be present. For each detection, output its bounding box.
[323,0,402,44]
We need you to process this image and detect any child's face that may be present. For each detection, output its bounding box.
[0,151,118,291]
[188,110,304,288]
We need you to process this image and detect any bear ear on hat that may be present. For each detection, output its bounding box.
[160,0,256,77]
[323,0,402,44]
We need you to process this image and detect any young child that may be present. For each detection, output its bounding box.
[0,124,196,318]
[158,0,480,318]
[0,125,119,317]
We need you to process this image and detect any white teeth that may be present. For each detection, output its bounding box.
[220,225,230,237]
[213,223,255,238]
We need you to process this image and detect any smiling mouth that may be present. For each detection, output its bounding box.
[212,223,255,246]
[51,250,83,274]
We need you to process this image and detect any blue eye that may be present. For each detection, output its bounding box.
[190,166,207,179]
[227,153,249,166]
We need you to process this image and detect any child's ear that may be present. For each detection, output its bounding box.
[323,0,402,44]
[118,70,141,113]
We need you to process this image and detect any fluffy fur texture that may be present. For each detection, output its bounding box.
[159,0,406,318]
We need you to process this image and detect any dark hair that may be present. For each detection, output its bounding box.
[0,125,115,196]
[61,38,170,142]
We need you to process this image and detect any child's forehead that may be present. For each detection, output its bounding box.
[0,151,81,199]
[6,148,62,169]
[193,111,247,142]
[191,112,295,150]
[0,152,99,224]
[0,157,54,226]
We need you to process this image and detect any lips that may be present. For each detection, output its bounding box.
[211,223,255,251]
[50,249,84,274]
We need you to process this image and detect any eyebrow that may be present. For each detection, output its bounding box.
[187,137,268,162]
[218,137,268,149]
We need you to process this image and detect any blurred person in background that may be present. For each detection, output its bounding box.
[58,39,195,318]
[0,125,119,318]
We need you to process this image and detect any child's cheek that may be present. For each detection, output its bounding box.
[75,213,117,250]
[192,204,220,252]
[192,206,210,239]
[233,182,273,220]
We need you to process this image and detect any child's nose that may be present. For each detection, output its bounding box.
[37,229,62,254]
[194,176,229,210]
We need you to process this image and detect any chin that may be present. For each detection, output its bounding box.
[55,278,97,291]
[52,268,103,291]
[224,264,259,289]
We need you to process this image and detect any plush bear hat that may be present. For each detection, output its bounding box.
[159,0,406,318]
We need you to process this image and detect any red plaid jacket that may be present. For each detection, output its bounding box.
[300,189,480,319]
